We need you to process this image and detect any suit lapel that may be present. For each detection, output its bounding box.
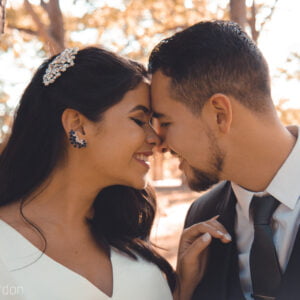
[217,184,246,300]
[193,183,245,300]
[276,226,300,300]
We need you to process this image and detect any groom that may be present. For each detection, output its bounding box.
[149,21,300,300]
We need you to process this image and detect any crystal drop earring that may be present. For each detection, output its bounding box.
[69,130,87,148]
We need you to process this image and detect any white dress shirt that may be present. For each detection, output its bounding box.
[231,125,300,300]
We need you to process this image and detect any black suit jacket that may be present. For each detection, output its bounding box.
[184,181,300,300]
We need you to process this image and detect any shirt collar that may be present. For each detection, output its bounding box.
[231,182,253,220]
[232,125,300,219]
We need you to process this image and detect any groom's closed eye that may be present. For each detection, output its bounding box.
[152,112,165,119]
[159,122,171,128]
[152,113,172,128]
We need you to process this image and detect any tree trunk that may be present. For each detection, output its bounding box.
[41,0,65,52]
[0,0,7,34]
[248,0,259,43]
[229,0,247,30]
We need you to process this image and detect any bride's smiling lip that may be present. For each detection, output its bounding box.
[133,151,153,168]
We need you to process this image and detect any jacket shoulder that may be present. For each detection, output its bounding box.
[184,181,231,228]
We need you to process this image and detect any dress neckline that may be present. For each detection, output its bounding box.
[0,218,115,299]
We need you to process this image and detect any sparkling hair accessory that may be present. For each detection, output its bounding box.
[43,47,79,86]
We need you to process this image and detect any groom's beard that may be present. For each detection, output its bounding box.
[185,136,225,192]
[187,165,221,192]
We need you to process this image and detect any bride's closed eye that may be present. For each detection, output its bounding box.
[130,117,146,127]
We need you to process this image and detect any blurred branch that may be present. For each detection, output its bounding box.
[277,52,300,81]
[41,0,65,49]
[40,0,48,10]
[23,0,64,54]
[7,24,37,35]
[260,0,279,32]
[0,0,7,34]
[248,0,279,43]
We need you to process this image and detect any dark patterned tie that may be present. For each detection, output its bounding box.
[250,195,281,300]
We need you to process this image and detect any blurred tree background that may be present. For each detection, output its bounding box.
[0,0,300,180]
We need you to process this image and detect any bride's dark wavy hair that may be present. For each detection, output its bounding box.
[0,46,176,290]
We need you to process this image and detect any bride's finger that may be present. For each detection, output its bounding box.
[198,215,231,243]
[182,222,230,243]
[183,232,212,260]
[210,215,220,221]
[205,219,232,243]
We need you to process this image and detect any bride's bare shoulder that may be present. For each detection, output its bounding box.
[0,202,44,250]
[0,201,31,233]
[0,202,20,222]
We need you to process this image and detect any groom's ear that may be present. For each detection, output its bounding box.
[206,93,232,134]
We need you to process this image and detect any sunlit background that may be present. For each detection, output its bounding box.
[1,0,300,265]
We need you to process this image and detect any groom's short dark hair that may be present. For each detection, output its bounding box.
[148,20,272,114]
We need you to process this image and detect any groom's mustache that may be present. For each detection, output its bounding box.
[170,150,183,160]
[170,149,178,156]
[156,146,181,158]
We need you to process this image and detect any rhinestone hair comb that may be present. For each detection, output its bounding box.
[43,47,79,86]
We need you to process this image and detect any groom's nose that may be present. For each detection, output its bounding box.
[150,118,169,153]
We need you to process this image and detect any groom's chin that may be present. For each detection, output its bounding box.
[184,167,220,192]
[187,179,217,192]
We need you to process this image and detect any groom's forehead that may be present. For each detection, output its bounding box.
[150,70,172,93]
[150,70,188,118]
[151,74,175,105]
[150,98,173,119]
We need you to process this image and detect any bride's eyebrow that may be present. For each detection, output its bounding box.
[152,112,166,119]
[129,105,151,115]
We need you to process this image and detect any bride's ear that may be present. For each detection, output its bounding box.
[61,108,86,135]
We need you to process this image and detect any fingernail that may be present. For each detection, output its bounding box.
[216,230,224,236]
[224,233,232,241]
[202,232,211,242]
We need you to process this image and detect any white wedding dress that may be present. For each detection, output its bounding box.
[0,219,173,300]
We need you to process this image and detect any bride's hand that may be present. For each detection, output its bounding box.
[173,216,231,300]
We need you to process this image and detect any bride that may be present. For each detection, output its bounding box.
[0,46,230,300]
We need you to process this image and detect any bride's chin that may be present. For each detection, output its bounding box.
[131,177,147,190]
[133,181,147,190]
